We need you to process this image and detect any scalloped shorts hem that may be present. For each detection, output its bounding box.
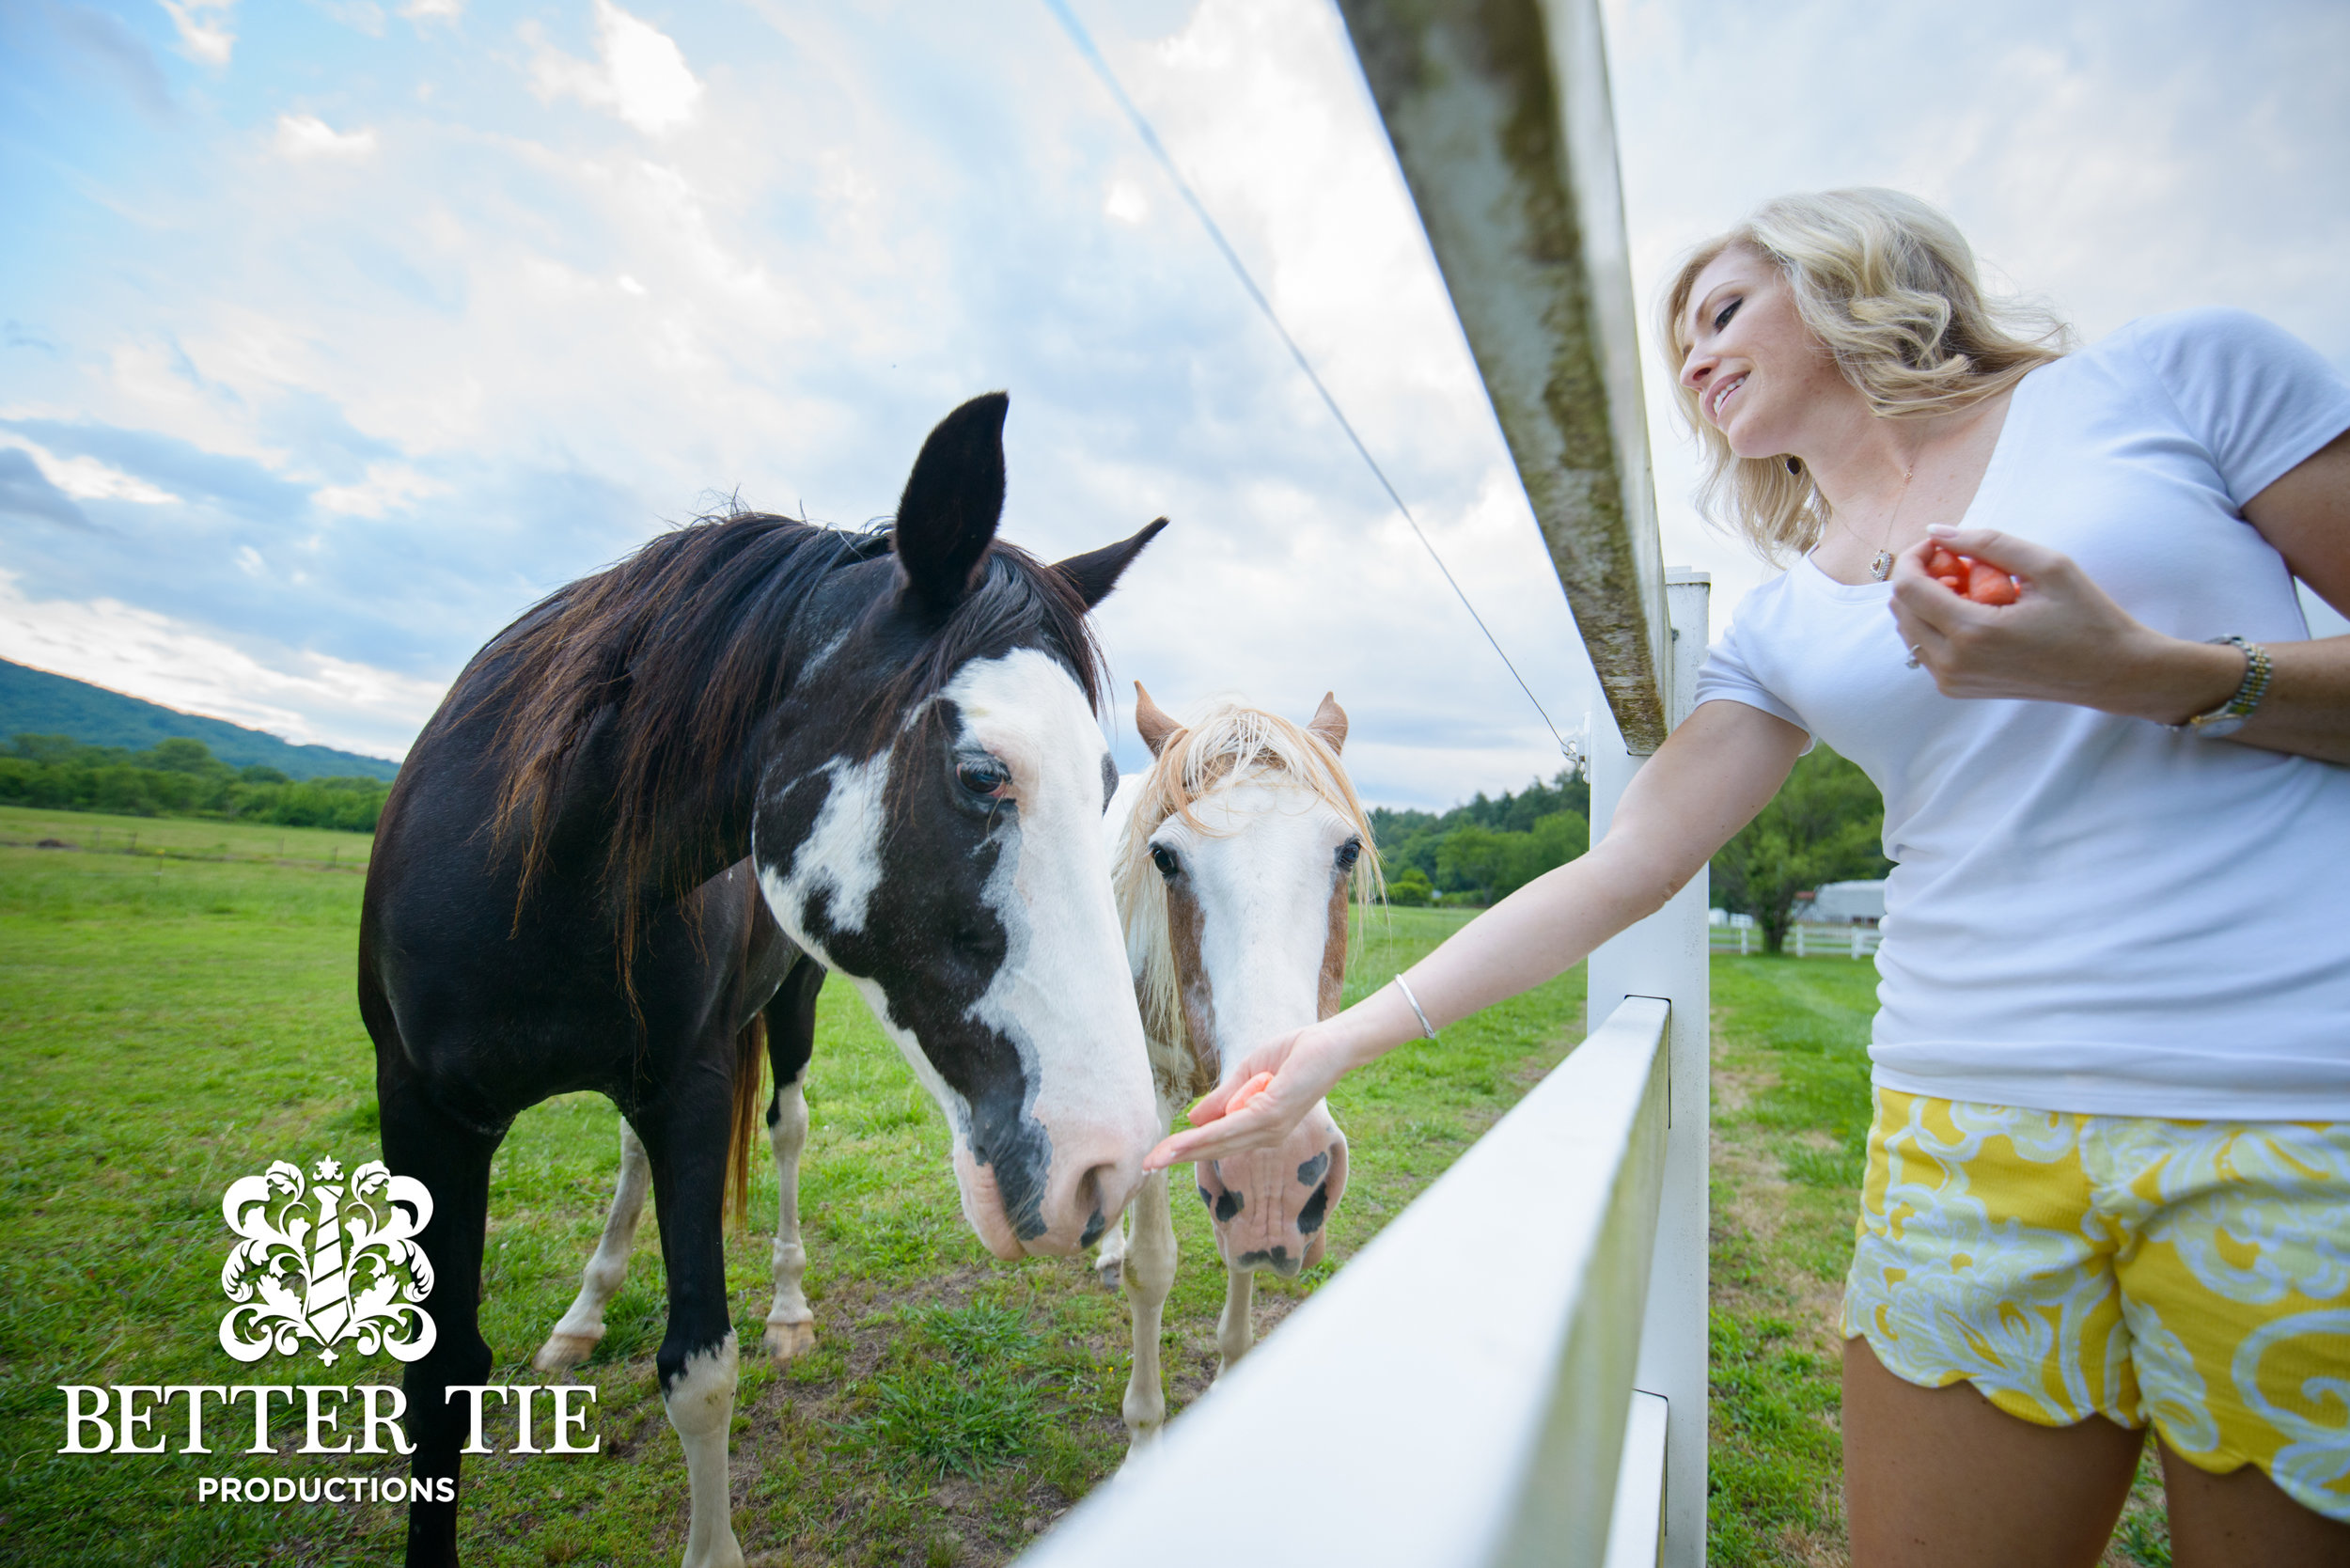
[1840,1086,2350,1522]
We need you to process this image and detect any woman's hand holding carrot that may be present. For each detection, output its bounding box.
[1889,525,2245,722]
[1143,1024,1358,1172]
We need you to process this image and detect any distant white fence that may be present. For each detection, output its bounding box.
[1016,997,1676,1568]
[1712,924,1884,959]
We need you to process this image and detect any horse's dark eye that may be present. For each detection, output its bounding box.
[1150,844,1180,880]
[956,758,1010,799]
[1335,839,1362,872]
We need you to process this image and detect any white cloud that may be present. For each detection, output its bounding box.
[0,434,178,503]
[312,462,446,517]
[401,0,462,19]
[529,0,704,136]
[0,572,442,760]
[159,0,235,66]
[274,114,381,160]
[1104,177,1150,226]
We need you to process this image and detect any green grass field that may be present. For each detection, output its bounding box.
[0,817,2164,1566]
[0,801,372,870]
[0,826,1588,1566]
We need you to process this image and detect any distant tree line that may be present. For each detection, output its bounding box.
[1372,745,1889,950]
[0,735,393,832]
[1371,770,1591,907]
[1708,744,1890,953]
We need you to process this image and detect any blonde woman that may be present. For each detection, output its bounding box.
[1149,189,2350,1566]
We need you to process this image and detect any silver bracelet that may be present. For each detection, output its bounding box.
[1393,975,1439,1041]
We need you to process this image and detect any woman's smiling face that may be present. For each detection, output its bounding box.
[1678,245,1851,460]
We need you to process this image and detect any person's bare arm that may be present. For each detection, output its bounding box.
[1888,428,2350,764]
[1143,698,1809,1170]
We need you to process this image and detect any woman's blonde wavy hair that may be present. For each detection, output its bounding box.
[1659,188,2070,562]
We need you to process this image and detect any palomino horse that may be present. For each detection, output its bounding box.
[359,393,1166,1568]
[1096,686,1373,1448]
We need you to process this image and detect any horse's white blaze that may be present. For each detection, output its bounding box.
[948,650,1159,1250]
[1156,781,1349,1055]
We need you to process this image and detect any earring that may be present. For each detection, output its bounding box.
[1786,456,1802,476]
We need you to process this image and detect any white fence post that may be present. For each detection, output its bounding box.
[1587,571,1710,1567]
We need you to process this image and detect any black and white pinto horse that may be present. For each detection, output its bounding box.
[532,690,1374,1463]
[1096,687,1371,1448]
[359,394,1166,1568]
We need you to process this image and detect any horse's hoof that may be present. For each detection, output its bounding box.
[1095,1257,1122,1291]
[531,1331,600,1372]
[763,1320,816,1359]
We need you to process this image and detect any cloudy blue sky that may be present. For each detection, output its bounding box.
[4,0,2344,808]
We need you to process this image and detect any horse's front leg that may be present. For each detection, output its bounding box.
[1215,1263,1255,1376]
[644,1098,745,1568]
[1118,1164,1178,1452]
[534,1120,650,1372]
[761,1065,815,1358]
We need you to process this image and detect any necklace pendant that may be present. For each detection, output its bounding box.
[1870,550,1895,582]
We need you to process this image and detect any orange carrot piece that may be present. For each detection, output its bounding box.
[1224,1071,1276,1115]
[1966,561,2019,605]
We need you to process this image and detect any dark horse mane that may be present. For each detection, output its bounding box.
[478,509,1106,971]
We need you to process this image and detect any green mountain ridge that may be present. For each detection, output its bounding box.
[0,658,401,781]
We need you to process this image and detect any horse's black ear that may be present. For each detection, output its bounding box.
[893,392,1010,615]
[1053,517,1169,610]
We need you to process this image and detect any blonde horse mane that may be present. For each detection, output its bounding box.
[1112,698,1384,1089]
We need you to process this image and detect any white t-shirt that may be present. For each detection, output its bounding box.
[1693,309,2350,1121]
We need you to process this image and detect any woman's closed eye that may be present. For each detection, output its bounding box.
[1712,296,1740,333]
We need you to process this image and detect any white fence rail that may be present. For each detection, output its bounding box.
[1015,997,1675,1568]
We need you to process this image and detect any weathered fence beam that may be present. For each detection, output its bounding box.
[1335,0,1668,750]
[1016,996,1672,1568]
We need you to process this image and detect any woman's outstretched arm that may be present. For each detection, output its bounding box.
[1143,698,1810,1171]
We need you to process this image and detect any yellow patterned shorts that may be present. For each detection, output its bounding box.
[1842,1087,2350,1521]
